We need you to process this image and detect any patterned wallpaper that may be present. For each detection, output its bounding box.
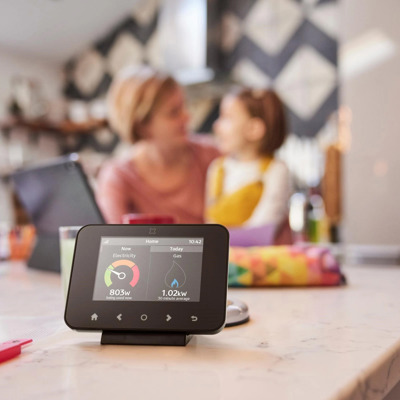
[63,0,339,174]
[221,0,338,139]
[64,0,160,101]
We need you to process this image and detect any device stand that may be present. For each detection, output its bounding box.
[101,331,193,346]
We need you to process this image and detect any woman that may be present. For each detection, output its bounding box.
[96,66,219,224]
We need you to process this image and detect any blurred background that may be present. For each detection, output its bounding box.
[0,0,399,259]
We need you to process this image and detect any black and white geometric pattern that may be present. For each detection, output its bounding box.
[64,0,160,102]
[221,0,339,138]
[62,0,160,153]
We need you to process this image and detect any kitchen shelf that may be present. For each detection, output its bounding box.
[0,116,108,136]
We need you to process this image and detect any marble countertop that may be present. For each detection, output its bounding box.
[1,261,400,400]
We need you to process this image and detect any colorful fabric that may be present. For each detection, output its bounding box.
[228,245,344,287]
[206,156,273,227]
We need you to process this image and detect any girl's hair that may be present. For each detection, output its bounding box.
[232,87,288,156]
[107,66,179,143]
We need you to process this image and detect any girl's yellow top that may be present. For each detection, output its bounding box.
[206,157,273,227]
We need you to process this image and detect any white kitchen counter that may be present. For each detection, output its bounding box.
[1,261,400,400]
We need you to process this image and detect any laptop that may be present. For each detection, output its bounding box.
[11,154,105,272]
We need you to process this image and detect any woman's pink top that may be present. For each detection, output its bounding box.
[96,138,219,224]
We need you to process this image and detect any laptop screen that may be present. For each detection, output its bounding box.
[11,155,105,272]
[12,156,105,235]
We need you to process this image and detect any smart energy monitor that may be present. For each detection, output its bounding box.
[65,224,229,344]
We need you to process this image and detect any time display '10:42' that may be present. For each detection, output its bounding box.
[189,239,203,244]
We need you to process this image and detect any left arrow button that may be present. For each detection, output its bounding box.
[117,314,122,321]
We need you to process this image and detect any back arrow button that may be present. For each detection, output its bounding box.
[117,314,122,321]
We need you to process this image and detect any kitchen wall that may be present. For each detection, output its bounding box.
[341,0,400,245]
[220,0,338,139]
[0,47,63,225]
[63,0,160,102]
[0,48,63,120]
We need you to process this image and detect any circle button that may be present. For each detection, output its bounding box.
[140,314,148,321]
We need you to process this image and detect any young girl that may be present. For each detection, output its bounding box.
[205,88,291,231]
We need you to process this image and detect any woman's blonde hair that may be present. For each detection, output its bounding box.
[231,87,288,156]
[107,66,179,143]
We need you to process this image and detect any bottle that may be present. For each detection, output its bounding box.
[289,192,307,243]
[307,193,324,243]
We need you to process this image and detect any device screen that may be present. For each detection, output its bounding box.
[92,237,204,302]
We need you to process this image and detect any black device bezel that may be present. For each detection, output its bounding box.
[64,224,229,335]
